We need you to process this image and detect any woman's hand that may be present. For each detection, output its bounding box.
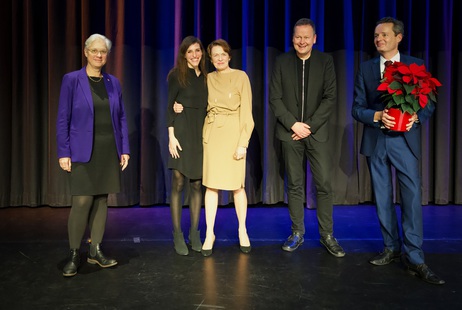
[233,146,247,160]
[120,154,130,171]
[59,157,72,172]
[169,136,182,158]
[173,101,184,114]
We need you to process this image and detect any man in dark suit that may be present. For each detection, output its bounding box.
[352,17,444,285]
[269,18,344,257]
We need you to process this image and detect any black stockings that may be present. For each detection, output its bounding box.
[68,194,108,249]
[170,170,202,233]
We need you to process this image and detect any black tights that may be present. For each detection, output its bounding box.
[170,170,202,233]
[68,194,108,249]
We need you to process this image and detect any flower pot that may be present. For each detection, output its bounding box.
[387,108,412,132]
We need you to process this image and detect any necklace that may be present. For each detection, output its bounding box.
[88,75,102,83]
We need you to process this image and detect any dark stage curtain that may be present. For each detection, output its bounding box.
[1,0,461,207]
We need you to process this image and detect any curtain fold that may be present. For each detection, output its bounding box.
[1,0,460,207]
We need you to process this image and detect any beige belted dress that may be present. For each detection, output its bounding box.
[202,69,254,190]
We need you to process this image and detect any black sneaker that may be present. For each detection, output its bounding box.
[282,232,304,252]
[320,235,345,257]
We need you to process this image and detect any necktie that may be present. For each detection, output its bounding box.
[382,60,393,77]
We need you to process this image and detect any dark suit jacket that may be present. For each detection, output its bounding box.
[56,67,130,162]
[269,49,337,142]
[352,54,435,159]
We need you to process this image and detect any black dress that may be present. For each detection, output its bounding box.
[167,69,207,180]
[70,78,120,195]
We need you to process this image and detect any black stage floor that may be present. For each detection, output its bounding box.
[1,204,461,309]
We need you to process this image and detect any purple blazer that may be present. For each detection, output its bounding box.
[56,67,130,162]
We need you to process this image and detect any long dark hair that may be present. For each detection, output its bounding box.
[167,36,207,87]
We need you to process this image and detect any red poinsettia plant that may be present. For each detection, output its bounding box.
[377,61,442,115]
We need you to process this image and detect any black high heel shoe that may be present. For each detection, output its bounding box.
[239,244,251,254]
[238,229,251,254]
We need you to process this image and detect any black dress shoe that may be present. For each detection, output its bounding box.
[282,232,304,252]
[320,235,345,257]
[403,257,445,285]
[369,248,401,266]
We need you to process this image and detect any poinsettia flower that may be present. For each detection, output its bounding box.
[377,82,389,91]
[417,93,428,108]
[377,62,442,114]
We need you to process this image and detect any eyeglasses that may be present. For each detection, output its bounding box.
[88,49,108,55]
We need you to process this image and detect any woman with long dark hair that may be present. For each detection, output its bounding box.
[167,36,208,255]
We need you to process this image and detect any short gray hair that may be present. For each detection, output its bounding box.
[85,34,112,52]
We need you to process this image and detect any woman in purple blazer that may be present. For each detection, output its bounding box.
[56,34,130,277]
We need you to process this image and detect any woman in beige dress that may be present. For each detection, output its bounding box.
[201,39,254,256]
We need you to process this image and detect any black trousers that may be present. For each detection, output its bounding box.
[281,137,334,237]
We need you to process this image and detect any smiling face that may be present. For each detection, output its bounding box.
[292,24,317,59]
[210,45,230,72]
[374,22,402,59]
[185,43,203,69]
[84,38,108,70]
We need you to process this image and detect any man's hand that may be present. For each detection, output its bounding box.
[381,109,396,129]
[291,122,311,140]
[406,113,418,131]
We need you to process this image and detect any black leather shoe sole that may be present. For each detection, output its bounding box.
[87,257,118,268]
[369,255,400,266]
[62,270,77,277]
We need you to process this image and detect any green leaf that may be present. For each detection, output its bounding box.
[404,94,416,104]
[428,92,437,102]
[389,81,402,90]
[403,84,415,95]
[393,94,405,104]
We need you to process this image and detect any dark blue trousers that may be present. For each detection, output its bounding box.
[368,133,424,265]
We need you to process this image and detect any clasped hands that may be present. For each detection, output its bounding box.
[380,109,418,131]
[291,122,311,140]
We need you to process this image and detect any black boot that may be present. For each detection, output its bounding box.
[173,231,189,255]
[189,229,202,252]
[87,243,117,268]
[63,249,80,277]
